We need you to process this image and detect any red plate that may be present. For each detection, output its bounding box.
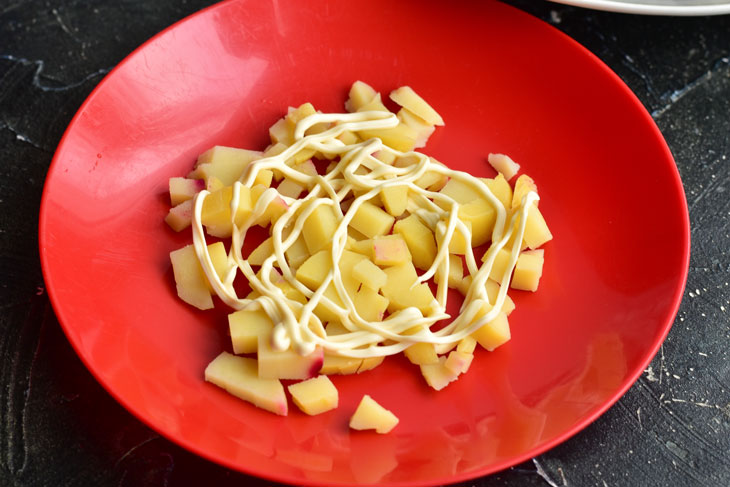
[39,1,689,485]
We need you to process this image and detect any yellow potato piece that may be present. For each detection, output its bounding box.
[288,376,338,415]
[389,86,444,126]
[349,395,399,434]
[511,249,544,292]
[228,308,274,354]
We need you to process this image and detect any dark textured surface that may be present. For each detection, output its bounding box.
[1,1,728,486]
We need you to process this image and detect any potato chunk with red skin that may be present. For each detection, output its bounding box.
[349,395,399,434]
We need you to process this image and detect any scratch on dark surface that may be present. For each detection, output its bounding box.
[652,57,730,118]
[0,54,110,92]
[533,458,565,486]
[51,7,80,42]
[688,175,728,212]
[0,121,50,152]
[114,435,160,469]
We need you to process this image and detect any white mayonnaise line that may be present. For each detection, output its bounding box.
[190,109,538,358]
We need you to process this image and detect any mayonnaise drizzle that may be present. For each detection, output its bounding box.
[191,110,538,358]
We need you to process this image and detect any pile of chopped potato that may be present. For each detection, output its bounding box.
[165,81,552,433]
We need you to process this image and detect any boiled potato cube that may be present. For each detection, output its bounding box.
[349,395,399,434]
[269,117,294,146]
[206,241,229,288]
[321,354,363,375]
[356,93,391,113]
[194,146,262,185]
[201,185,253,237]
[358,122,418,152]
[414,169,448,192]
[389,86,444,126]
[458,198,496,246]
[523,205,553,250]
[419,356,458,391]
[353,287,389,322]
[485,247,513,282]
[397,108,435,149]
[393,214,437,271]
[372,235,411,266]
[248,237,274,266]
[457,336,477,354]
[277,178,304,199]
[357,356,385,373]
[350,201,395,238]
[444,220,472,255]
[284,234,310,269]
[380,185,408,217]
[287,375,338,415]
[165,199,194,232]
[286,102,317,127]
[438,178,481,205]
[482,173,512,209]
[347,237,373,257]
[512,174,538,209]
[472,311,510,351]
[302,204,339,254]
[484,278,516,315]
[381,263,435,314]
[352,259,387,290]
[169,177,205,206]
[228,308,274,354]
[404,342,439,365]
[205,352,287,416]
[444,350,474,375]
[487,153,520,181]
[345,81,378,112]
[170,244,213,310]
[373,150,397,165]
[296,250,332,290]
[434,253,463,289]
[511,249,544,292]
[257,334,324,380]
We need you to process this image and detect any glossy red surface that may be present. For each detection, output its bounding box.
[38,1,690,485]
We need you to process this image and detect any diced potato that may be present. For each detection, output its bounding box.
[284,234,310,269]
[523,204,553,250]
[404,342,439,365]
[356,93,391,113]
[457,274,472,297]
[352,259,387,290]
[512,174,538,209]
[358,122,418,152]
[201,185,254,237]
[248,237,274,266]
[380,263,435,314]
[275,280,308,305]
[337,130,360,145]
[286,102,317,127]
[193,146,263,185]
[287,376,338,415]
[349,395,399,434]
[353,287,389,322]
[277,178,304,199]
[206,241,229,287]
[165,199,194,231]
[257,334,324,380]
[445,220,472,255]
[205,352,287,416]
[482,174,512,209]
[373,150,397,165]
[253,169,274,188]
[434,254,463,289]
[511,249,544,292]
[302,204,339,254]
[485,247,513,281]
[458,198,496,247]
[414,169,448,192]
[472,311,510,351]
[484,278,516,315]
[444,350,474,375]
[347,237,373,257]
[380,185,408,217]
[419,357,458,391]
[397,108,435,149]
[321,354,363,375]
[438,178,481,205]
[393,214,437,271]
[349,201,395,238]
[269,117,294,146]
[170,244,213,310]
[229,308,274,354]
[169,177,205,206]
[372,235,411,266]
[296,250,332,290]
[457,336,477,354]
[487,153,520,181]
[389,86,444,126]
[357,356,384,373]
[345,81,378,112]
